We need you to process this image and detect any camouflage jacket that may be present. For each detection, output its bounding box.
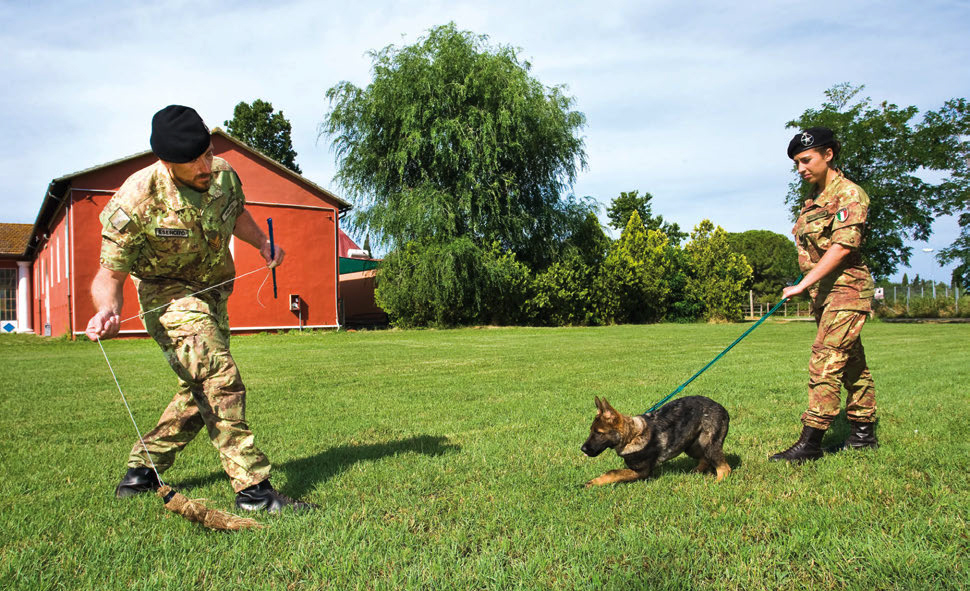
[793,172,874,312]
[99,158,246,309]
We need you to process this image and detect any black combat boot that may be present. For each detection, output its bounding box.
[768,425,826,463]
[115,467,161,498]
[235,480,318,513]
[825,420,878,453]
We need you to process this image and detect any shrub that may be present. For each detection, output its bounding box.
[375,238,530,327]
[595,211,673,324]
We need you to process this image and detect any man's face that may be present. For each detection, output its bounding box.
[168,144,214,191]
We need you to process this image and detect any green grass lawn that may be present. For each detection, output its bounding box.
[1,321,967,590]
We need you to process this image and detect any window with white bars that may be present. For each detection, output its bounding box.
[0,268,16,320]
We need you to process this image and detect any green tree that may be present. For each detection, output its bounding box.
[596,211,673,324]
[606,190,687,246]
[685,220,752,322]
[375,237,529,327]
[564,210,610,267]
[525,210,608,326]
[322,23,587,269]
[527,253,598,326]
[224,99,302,173]
[788,83,970,280]
[726,230,799,300]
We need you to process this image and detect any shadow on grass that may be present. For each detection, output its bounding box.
[653,453,744,478]
[174,434,459,498]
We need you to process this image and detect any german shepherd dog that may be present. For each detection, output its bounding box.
[581,395,731,487]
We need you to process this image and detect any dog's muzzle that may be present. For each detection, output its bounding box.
[580,442,605,457]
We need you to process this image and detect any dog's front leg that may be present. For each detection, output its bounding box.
[585,468,647,487]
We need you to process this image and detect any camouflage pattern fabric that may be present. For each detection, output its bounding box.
[801,308,877,430]
[126,294,270,492]
[793,172,875,312]
[99,158,244,302]
[101,158,270,492]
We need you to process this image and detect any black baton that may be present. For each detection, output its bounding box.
[267,218,278,299]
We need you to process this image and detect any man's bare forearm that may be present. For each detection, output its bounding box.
[92,266,128,314]
[233,208,284,267]
[233,209,269,250]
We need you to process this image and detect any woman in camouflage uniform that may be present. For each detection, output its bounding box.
[769,127,879,463]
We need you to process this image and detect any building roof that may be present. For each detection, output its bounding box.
[0,223,33,256]
[25,128,352,258]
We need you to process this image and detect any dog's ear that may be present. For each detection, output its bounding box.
[600,398,617,418]
[594,396,603,412]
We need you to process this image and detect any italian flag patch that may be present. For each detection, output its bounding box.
[835,208,848,222]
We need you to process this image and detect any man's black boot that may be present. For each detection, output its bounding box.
[235,480,318,513]
[115,467,161,498]
[768,425,826,463]
[825,420,879,453]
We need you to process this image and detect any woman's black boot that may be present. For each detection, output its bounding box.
[825,420,878,453]
[769,425,826,463]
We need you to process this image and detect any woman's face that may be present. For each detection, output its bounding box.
[792,147,833,186]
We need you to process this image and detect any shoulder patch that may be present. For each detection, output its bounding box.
[109,207,132,231]
[836,208,849,223]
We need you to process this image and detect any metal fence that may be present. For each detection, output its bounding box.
[743,286,965,319]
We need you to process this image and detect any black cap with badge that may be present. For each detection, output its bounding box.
[150,105,211,163]
[787,126,836,159]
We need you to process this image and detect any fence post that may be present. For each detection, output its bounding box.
[749,290,754,319]
[907,285,910,314]
[893,285,896,305]
[933,282,936,299]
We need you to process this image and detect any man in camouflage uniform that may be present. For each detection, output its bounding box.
[85,105,315,512]
[770,126,879,463]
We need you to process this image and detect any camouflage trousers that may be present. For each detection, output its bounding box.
[127,293,271,492]
[801,307,877,430]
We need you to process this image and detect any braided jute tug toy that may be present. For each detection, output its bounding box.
[95,261,276,531]
[157,485,263,530]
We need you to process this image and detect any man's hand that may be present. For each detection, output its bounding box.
[86,309,121,341]
[234,209,285,268]
[87,266,127,340]
[259,240,285,269]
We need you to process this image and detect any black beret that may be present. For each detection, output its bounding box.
[150,105,211,163]
[787,126,836,159]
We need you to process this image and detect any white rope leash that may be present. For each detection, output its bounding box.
[98,265,273,485]
[120,266,271,324]
[96,335,166,486]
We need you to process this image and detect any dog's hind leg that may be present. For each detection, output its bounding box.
[687,442,711,474]
[706,448,731,481]
[585,469,645,487]
[714,460,731,482]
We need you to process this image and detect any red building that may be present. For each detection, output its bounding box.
[3,129,354,337]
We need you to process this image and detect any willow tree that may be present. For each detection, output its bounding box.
[321,23,587,270]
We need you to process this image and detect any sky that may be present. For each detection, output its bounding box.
[2,0,968,284]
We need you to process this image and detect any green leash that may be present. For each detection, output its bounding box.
[645,279,802,413]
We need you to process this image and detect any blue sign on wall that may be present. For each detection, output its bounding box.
[2,322,15,333]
